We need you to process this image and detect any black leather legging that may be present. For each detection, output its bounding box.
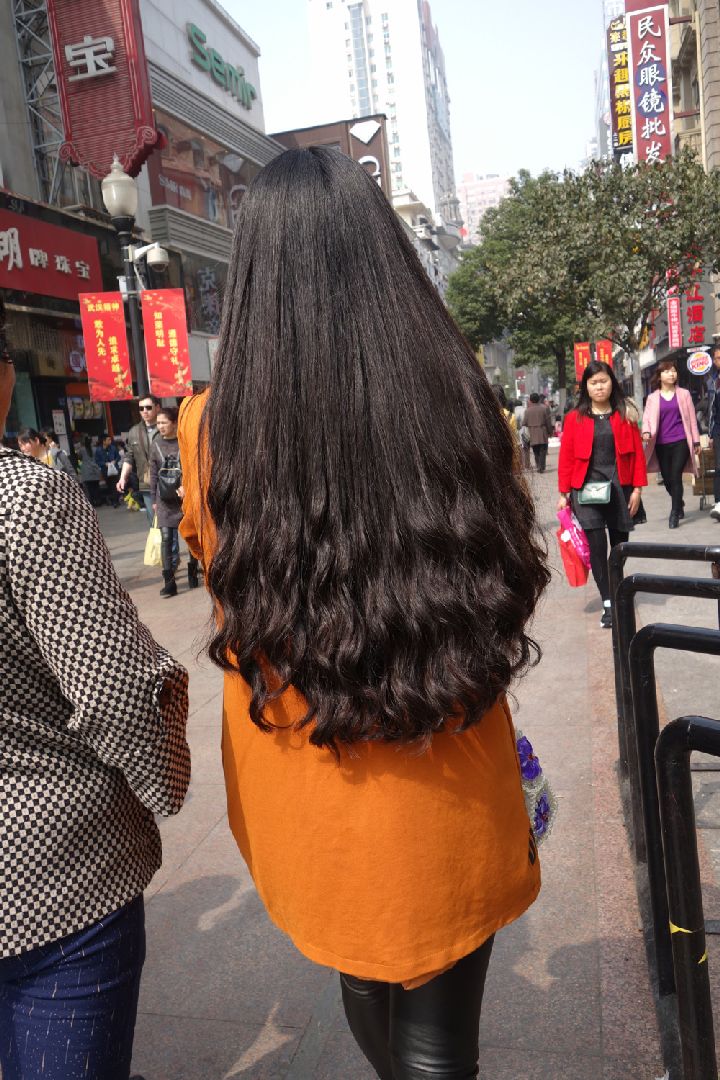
[339,937,494,1080]
[160,526,177,575]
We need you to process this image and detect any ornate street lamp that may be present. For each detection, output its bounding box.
[101,156,149,398]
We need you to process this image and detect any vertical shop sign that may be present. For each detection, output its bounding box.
[79,292,134,401]
[46,0,158,178]
[574,343,592,381]
[607,17,633,161]
[141,289,193,397]
[667,292,683,349]
[626,4,673,164]
[595,340,614,366]
[682,268,711,347]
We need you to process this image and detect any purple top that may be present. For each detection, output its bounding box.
[657,393,686,445]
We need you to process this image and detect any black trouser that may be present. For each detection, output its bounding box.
[160,527,198,580]
[340,937,494,1080]
[586,526,628,603]
[531,444,547,472]
[655,438,687,516]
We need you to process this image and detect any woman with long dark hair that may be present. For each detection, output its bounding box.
[179,147,550,1079]
[642,360,700,528]
[558,361,647,626]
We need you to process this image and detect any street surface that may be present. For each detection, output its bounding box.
[92,449,720,1079]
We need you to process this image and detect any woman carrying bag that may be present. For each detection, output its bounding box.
[149,407,200,598]
[642,360,700,529]
[558,361,646,628]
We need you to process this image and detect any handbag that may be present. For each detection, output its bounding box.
[106,459,119,477]
[578,479,612,504]
[515,729,557,846]
[144,516,163,567]
[158,454,182,503]
[556,527,589,587]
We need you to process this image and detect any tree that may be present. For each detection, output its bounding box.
[569,150,720,400]
[447,150,720,403]
[447,170,595,396]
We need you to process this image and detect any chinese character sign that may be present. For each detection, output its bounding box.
[667,291,683,350]
[47,0,157,178]
[0,208,102,301]
[595,340,614,367]
[141,290,193,398]
[626,5,673,164]
[574,343,592,382]
[607,17,634,160]
[79,293,134,401]
[681,269,713,347]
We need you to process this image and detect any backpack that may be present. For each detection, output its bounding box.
[157,453,182,503]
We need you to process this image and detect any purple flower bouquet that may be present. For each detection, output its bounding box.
[515,729,557,846]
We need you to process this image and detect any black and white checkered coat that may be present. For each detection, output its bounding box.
[0,447,191,959]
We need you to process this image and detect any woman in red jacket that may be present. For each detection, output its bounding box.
[558,361,647,627]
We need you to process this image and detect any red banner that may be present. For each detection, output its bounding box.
[79,292,134,401]
[141,289,193,398]
[574,343,592,382]
[626,5,673,164]
[0,208,102,301]
[47,0,157,179]
[595,340,614,367]
[667,292,683,349]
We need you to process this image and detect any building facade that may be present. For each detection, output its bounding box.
[272,115,392,194]
[307,0,459,226]
[456,173,509,246]
[1,0,280,440]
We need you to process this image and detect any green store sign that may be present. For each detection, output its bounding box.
[187,23,257,111]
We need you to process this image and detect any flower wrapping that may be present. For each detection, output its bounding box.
[516,729,557,845]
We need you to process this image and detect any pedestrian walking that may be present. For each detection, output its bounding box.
[95,434,122,506]
[706,345,720,520]
[41,429,78,482]
[0,302,191,1080]
[558,361,646,627]
[642,360,700,529]
[119,396,180,562]
[74,434,103,506]
[149,406,200,597]
[179,147,550,1080]
[522,392,553,472]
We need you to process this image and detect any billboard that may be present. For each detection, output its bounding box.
[626,4,673,164]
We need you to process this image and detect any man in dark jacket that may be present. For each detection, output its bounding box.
[117,395,160,521]
[522,393,554,473]
[707,347,720,520]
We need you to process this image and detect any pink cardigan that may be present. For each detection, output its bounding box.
[642,388,700,477]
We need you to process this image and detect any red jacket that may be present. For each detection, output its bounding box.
[558,409,647,492]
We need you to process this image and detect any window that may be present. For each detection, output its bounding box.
[326,2,333,8]
[372,79,377,88]
[370,63,376,72]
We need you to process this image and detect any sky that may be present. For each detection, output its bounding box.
[226,0,606,180]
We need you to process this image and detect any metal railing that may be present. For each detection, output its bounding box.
[656,715,720,1080]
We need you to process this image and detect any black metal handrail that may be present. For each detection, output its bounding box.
[609,543,720,732]
[628,624,720,1000]
[656,715,720,1080]
[615,576,720,862]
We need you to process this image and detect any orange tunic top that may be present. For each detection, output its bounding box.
[179,393,541,983]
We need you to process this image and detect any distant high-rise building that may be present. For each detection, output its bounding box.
[307,0,459,224]
[456,173,509,245]
[593,0,626,161]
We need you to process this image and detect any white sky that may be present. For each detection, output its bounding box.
[226,0,606,178]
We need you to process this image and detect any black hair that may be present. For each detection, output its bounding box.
[138,394,161,407]
[491,384,508,409]
[650,359,678,392]
[576,361,627,418]
[157,406,179,424]
[203,146,550,750]
[18,427,45,445]
[529,392,540,404]
[42,429,59,444]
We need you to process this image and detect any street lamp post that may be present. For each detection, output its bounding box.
[101,156,149,399]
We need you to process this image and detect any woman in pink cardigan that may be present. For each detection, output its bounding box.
[642,360,700,528]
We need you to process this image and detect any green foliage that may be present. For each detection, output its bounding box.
[447,149,720,381]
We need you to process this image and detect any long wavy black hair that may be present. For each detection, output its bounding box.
[203,147,549,749]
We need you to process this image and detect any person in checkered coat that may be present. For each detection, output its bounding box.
[0,302,191,1080]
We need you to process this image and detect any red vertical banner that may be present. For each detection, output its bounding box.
[141,289,193,398]
[626,5,673,165]
[574,343,592,381]
[79,292,133,400]
[667,292,683,349]
[595,340,614,367]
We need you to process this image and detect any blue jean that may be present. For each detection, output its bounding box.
[141,491,179,562]
[0,896,145,1080]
